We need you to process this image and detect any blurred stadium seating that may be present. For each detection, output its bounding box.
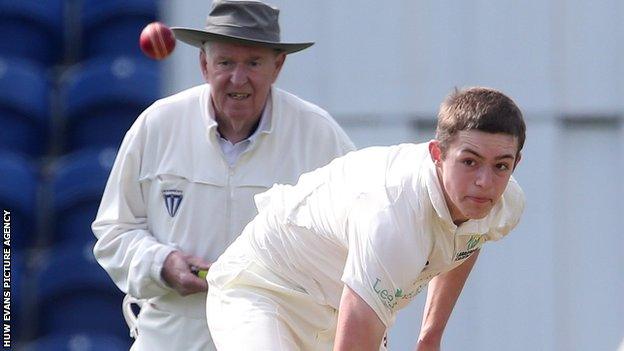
[22,332,129,351]
[79,0,158,60]
[48,148,116,247]
[0,58,51,158]
[0,0,64,66]
[12,252,24,342]
[32,242,130,342]
[0,0,164,347]
[58,56,160,153]
[0,151,39,250]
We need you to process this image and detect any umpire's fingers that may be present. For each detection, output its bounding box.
[186,255,212,270]
[178,271,209,296]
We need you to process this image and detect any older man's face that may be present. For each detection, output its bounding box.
[200,42,285,128]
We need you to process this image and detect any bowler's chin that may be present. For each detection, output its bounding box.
[464,208,492,220]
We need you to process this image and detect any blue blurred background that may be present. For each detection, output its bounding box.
[2,0,623,350]
[1,0,162,349]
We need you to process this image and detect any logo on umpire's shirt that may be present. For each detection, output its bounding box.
[163,189,183,217]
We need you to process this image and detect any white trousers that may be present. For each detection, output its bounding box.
[207,260,339,351]
[206,231,388,351]
[130,302,216,351]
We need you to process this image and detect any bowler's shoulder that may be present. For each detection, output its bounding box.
[389,143,430,164]
[486,176,525,240]
[503,176,525,211]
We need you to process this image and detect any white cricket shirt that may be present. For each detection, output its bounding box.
[214,93,271,167]
[92,84,355,316]
[243,142,524,327]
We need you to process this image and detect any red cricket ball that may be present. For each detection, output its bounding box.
[139,22,176,60]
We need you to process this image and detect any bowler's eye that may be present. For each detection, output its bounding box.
[462,159,476,167]
[248,60,261,67]
[496,163,511,171]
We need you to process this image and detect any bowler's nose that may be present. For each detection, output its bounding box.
[475,167,494,188]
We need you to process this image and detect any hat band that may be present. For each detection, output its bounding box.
[205,23,280,43]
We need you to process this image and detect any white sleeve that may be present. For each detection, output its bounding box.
[92,116,176,299]
[340,198,431,327]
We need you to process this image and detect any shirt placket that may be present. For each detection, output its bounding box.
[226,165,235,240]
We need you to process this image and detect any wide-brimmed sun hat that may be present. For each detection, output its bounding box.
[171,0,314,54]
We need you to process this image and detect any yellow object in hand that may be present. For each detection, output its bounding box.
[190,266,208,280]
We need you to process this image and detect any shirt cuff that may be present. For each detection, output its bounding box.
[150,244,178,289]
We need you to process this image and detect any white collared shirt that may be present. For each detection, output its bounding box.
[92,84,355,318]
[212,94,272,167]
[245,142,525,327]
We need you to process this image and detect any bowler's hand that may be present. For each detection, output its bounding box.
[161,251,211,296]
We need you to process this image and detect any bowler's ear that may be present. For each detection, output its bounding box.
[428,140,442,165]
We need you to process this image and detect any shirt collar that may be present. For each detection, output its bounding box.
[424,155,454,226]
[206,87,274,143]
[250,91,272,142]
[423,153,491,234]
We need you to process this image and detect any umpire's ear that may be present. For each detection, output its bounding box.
[199,50,210,82]
[428,140,443,166]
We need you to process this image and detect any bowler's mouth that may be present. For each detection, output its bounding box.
[466,196,491,204]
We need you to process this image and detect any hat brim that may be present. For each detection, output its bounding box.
[171,27,314,54]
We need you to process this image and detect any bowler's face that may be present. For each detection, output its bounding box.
[200,42,285,125]
[430,130,521,224]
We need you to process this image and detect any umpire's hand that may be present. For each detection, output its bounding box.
[161,250,211,296]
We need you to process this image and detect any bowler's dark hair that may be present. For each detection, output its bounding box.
[435,87,526,156]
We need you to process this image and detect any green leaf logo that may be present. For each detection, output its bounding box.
[466,235,483,251]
